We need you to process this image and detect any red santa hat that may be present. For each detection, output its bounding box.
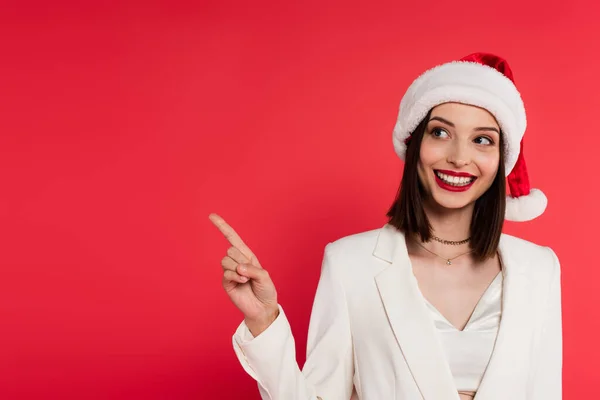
[392,52,547,222]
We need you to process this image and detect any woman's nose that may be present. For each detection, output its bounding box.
[447,142,471,167]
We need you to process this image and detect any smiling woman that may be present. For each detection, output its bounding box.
[423,108,500,200]
[388,102,507,262]
[211,52,562,400]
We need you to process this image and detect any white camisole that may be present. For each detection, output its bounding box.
[423,271,503,392]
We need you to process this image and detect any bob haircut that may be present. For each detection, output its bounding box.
[386,109,506,262]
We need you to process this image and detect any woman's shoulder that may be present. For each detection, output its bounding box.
[499,233,561,275]
[320,226,391,281]
[325,226,386,255]
[500,233,557,255]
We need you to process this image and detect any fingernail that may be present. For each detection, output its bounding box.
[239,265,247,273]
[240,276,248,282]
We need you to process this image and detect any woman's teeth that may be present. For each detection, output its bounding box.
[435,171,475,186]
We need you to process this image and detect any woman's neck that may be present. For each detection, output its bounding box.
[405,198,476,264]
[422,199,474,242]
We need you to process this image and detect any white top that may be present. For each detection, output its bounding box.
[422,271,503,392]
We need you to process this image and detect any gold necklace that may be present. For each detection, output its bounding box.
[431,235,470,246]
[414,240,473,265]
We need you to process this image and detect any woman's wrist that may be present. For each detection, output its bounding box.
[245,307,280,337]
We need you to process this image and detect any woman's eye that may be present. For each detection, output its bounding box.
[474,136,493,145]
[432,127,449,138]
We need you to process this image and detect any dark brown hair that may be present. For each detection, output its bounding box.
[386,110,506,262]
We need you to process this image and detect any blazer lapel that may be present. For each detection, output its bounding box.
[475,235,536,399]
[373,225,459,400]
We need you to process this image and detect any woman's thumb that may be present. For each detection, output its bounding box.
[237,263,269,283]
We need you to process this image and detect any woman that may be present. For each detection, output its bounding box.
[210,53,562,400]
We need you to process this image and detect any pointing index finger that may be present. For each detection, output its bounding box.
[208,213,261,267]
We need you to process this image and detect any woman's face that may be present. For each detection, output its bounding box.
[417,102,501,211]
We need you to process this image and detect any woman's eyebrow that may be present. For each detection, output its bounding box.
[429,116,500,134]
[474,126,500,134]
[429,116,454,126]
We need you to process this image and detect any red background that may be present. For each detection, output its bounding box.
[1,1,597,399]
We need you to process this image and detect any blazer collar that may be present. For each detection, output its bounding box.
[373,224,535,400]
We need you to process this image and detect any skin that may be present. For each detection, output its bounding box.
[210,102,503,399]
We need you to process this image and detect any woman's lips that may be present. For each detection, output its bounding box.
[435,169,476,178]
[434,175,475,192]
[434,170,476,192]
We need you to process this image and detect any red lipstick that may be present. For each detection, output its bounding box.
[434,170,476,192]
[435,169,476,178]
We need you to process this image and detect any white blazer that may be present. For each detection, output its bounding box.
[232,224,562,400]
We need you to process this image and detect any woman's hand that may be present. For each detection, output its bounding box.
[209,213,279,336]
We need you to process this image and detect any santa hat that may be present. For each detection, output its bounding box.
[392,52,547,222]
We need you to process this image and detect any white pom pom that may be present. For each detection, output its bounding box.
[505,188,548,222]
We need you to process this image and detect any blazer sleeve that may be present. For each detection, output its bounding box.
[231,243,355,400]
[529,247,563,399]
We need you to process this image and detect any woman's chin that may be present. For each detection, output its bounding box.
[428,193,475,211]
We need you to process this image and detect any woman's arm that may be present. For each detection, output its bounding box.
[529,247,563,399]
[232,243,355,400]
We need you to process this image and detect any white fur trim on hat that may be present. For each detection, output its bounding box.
[505,188,547,221]
[392,61,527,176]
